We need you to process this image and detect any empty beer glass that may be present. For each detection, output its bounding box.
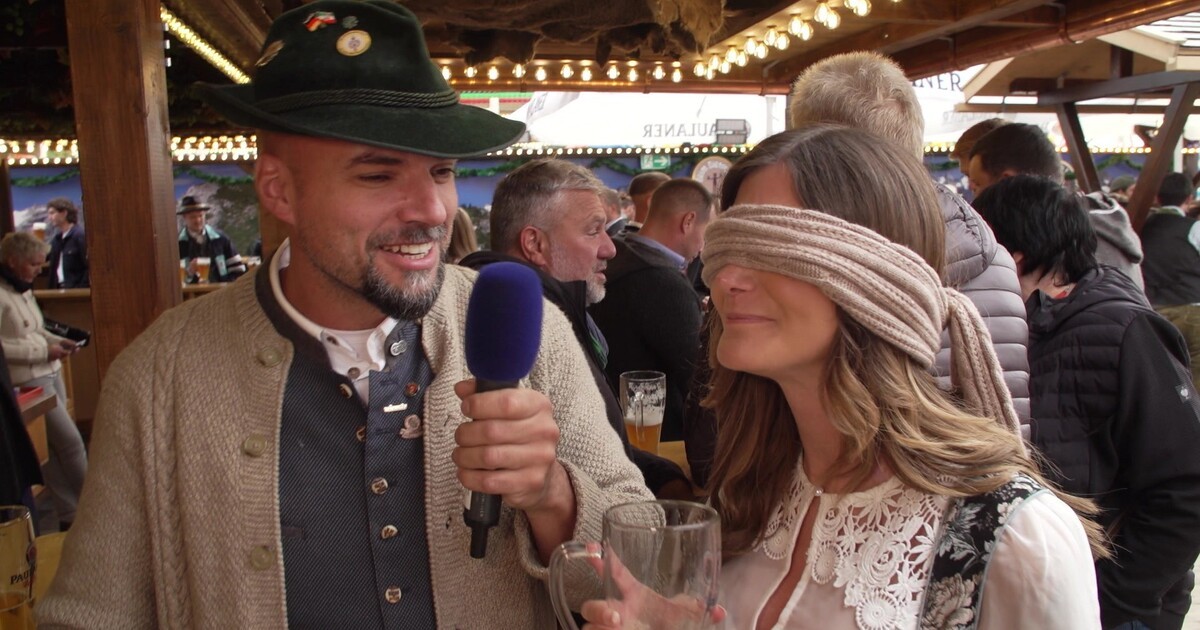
[549,500,721,630]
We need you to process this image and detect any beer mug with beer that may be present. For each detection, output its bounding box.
[619,371,666,455]
[194,257,212,284]
[30,224,45,243]
[0,506,35,630]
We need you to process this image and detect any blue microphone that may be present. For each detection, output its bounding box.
[463,262,544,559]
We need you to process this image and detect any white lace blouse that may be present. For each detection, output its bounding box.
[721,462,1100,629]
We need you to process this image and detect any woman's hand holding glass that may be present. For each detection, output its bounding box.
[578,543,727,629]
[549,501,722,630]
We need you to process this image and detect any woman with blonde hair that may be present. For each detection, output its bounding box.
[0,231,87,530]
[580,125,1103,629]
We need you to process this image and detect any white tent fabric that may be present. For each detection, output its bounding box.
[507,92,787,147]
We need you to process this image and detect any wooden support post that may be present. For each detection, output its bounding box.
[1110,46,1133,80]
[1127,82,1200,232]
[65,0,181,380]
[0,161,14,237]
[1056,102,1100,194]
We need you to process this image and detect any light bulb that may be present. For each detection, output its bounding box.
[464,66,477,78]
[694,61,707,76]
[764,28,777,47]
[788,14,804,35]
[671,68,682,82]
[709,54,721,70]
[607,64,620,79]
[653,65,665,80]
[628,67,638,81]
[513,63,526,78]
[736,51,748,67]
[826,9,841,29]
[441,66,451,80]
[744,36,758,54]
[755,42,769,58]
[534,66,547,81]
[560,63,573,78]
[704,66,715,80]
[775,33,790,50]
[487,66,499,80]
[719,60,731,74]
[725,46,738,63]
[850,0,870,16]
[815,2,831,25]
[581,66,593,81]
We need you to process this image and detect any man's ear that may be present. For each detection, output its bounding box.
[1010,251,1025,273]
[255,153,296,226]
[681,211,696,234]
[519,226,550,267]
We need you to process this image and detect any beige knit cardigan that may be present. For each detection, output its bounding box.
[0,279,68,384]
[37,265,652,629]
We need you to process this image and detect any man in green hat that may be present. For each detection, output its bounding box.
[38,2,650,628]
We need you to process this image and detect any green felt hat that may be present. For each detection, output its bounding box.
[195,0,525,158]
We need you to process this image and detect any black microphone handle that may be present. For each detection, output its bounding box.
[464,377,519,559]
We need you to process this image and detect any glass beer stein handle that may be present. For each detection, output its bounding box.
[548,540,601,630]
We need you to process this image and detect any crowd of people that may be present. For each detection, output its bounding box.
[1,0,1195,628]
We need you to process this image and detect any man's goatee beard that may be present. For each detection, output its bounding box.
[362,261,446,322]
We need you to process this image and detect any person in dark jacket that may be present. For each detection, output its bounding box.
[591,179,712,443]
[45,197,89,289]
[463,158,691,498]
[1142,172,1200,395]
[177,196,247,284]
[975,174,1200,630]
[0,344,43,516]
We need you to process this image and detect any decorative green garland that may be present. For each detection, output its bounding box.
[174,165,254,186]
[8,153,1148,188]
[12,167,81,187]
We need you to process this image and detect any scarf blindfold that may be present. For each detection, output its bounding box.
[701,204,1023,444]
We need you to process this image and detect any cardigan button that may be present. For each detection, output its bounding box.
[338,383,354,399]
[248,545,275,570]
[257,347,282,367]
[241,435,268,457]
[384,586,403,604]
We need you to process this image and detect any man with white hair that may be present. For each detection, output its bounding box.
[788,51,1032,428]
[460,159,692,498]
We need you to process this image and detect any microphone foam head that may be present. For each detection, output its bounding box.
[465,262,544,382]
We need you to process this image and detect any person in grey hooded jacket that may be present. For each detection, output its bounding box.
[787,51,1031,427]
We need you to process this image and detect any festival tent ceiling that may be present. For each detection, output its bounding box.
[3,0,1199,137]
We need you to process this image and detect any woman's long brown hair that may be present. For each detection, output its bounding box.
[705,125,1107,559]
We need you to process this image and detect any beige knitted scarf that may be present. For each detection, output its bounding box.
[701,203,1023,442]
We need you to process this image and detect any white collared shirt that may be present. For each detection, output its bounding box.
[269,239,398,401]
[57,225,73,284]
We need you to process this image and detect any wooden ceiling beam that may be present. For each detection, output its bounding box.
[167,0,271,72]
[954,102,1183,114]
[765,0,1055,82]
[1037,70,1200,104]
[897,0,1200,79]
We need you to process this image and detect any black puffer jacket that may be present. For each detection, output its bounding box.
[1027,265,1200,629]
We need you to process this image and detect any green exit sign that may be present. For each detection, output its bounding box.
[640,154,671,171]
